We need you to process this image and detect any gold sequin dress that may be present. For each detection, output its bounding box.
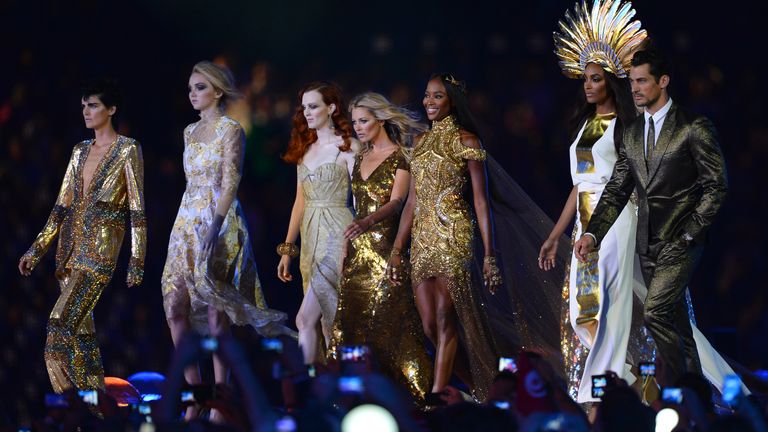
[331,151,432,402]
[298,152,353,335]
[23,136,146,392]
[162,116,290,336]
[410,116,497,399]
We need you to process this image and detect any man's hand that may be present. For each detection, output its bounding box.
[573,235,596,263]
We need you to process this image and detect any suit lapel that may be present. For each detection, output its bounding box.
[647,103,677,184]
[627,118,648,186]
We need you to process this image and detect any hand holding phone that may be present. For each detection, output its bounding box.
[591,374,608,399]
[639,361,655,377]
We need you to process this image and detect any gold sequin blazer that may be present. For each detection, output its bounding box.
[25,136,146,284]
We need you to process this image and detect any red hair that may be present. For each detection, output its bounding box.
[283,81,354,164]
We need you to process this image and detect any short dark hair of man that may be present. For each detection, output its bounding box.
[631,48,671,83]
[81,78,121,109]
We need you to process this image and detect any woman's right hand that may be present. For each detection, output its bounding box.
[538,237,559,271]
[385,253,403,286]
[18,254,34,276]
[277,255,293,282]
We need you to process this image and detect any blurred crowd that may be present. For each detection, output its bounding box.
[1,0,767,429]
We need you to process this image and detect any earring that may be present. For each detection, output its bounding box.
[328,113,335,130]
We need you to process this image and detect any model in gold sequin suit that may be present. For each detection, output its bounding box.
[21,135,146,392]
[331,151,432,402]
[161,116,290,336]
[410,115,497,399]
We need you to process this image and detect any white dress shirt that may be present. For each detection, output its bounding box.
[644,97,673,156]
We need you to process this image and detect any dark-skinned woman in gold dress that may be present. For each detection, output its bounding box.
[387,75,503,400]
[330,92,432,403]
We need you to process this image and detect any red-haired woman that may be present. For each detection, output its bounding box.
[277,82,357,364]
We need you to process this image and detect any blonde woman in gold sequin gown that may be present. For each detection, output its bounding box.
[330,92,432,402]
[277,82,356,364]
[161,62,290,420]
[388,75,502,400]
[18,80,146,393]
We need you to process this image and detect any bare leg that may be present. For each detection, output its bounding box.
[432,277,459,393]
[167,312,201,421]
[296,287,323,364]
[208,307,231,424]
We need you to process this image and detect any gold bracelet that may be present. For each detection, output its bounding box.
[276,242,299,258]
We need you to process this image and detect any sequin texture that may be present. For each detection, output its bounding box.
[331,151,432,403]
[23,136,146,392]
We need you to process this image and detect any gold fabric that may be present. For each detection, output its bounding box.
[560,225,589,400]
[410,115,496,399]
[575,191,600,324]
[576,112,616,174]
[553,0,647,78]
[298,156,353,335]
[162,116,290,336]
[23,136,146,392]
[331,151,432,403]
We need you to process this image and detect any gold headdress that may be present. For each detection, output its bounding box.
[553,0,647,79]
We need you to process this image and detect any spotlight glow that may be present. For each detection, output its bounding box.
[341,404,398,432]
[655,408,679,432]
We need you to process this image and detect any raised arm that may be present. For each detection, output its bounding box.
[124,142,147,287]
[19,147,77,275]
[345,158,411,240]
[681,117,728,242]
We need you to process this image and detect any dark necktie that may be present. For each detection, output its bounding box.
[645,116,655,168]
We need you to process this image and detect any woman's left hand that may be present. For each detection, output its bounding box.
[483,256,503,294]
[344,217,372,240]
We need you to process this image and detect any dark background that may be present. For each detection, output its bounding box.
[1,0,765,424]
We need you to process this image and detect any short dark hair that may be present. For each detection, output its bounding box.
[631,48,671,83]
[81,78,121,109]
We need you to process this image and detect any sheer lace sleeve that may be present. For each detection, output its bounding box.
[215,119,245,218]
[24,146,79,267]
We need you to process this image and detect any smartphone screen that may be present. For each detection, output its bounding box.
[44,393,68,408]
[338,376,364,393]
[340,345,369,363]
[498,357,517,372]
[722,375,741,404]
[493,400,510,410]
[200,337,218,352]
[78,390,99,406]
[591,375,608,398]
[261,338,283,353]
[180,391,195,403]
[662,387,683,404]
[639,362,655,377]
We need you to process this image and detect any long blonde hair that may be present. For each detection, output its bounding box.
[348,92,426,154]
[192,61,241,109]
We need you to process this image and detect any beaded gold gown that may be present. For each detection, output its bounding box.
[23,135,146,392]
[162,115,290,337]
[410,116,497,399]
[297,152,353,335]
[331,151,432,402]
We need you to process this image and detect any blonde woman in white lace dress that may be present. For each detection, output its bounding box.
[161,61,292,420]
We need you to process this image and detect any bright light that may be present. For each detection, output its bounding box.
[655,408,679,432]
[341,404,398,432]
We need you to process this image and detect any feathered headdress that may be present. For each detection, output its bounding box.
[553,0,647,78]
